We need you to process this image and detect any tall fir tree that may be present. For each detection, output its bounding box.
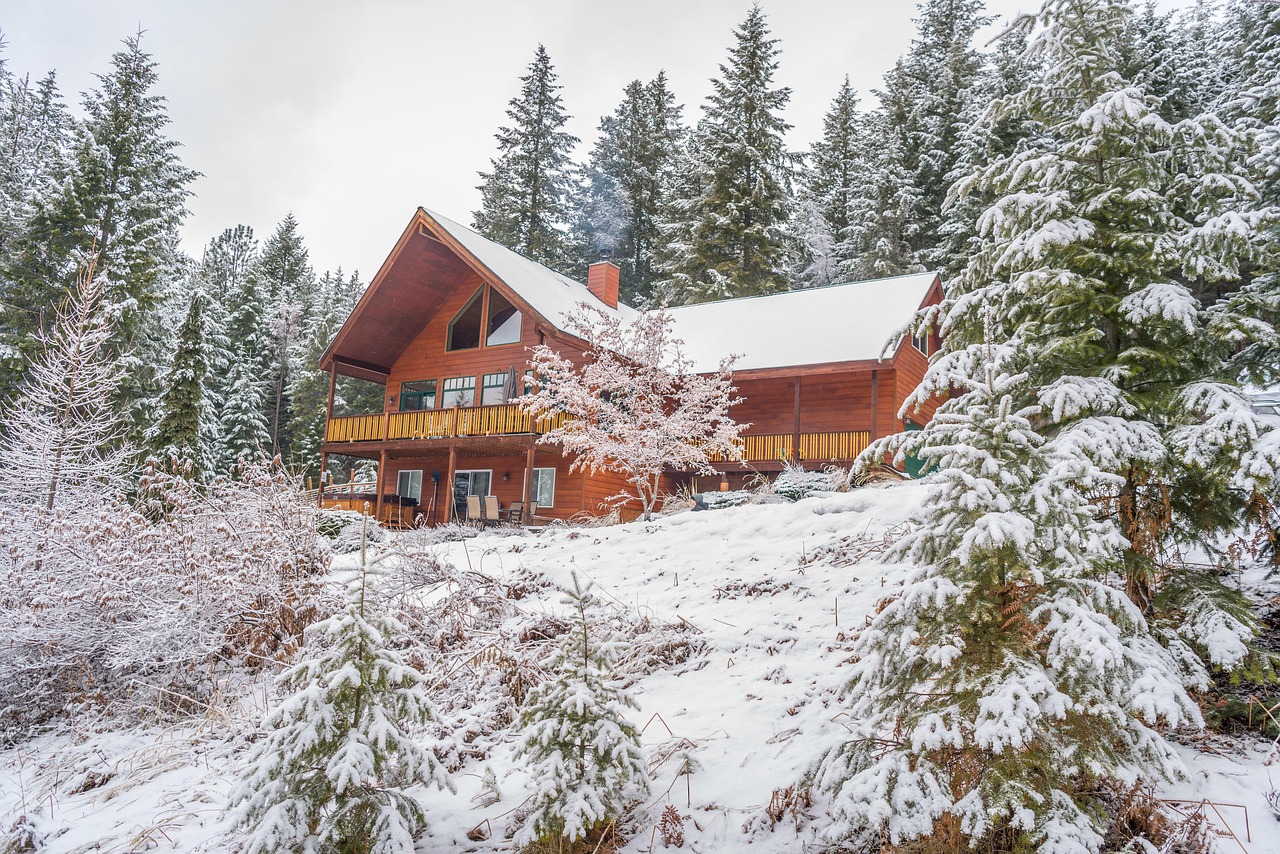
[819,336,1197,852]
[473,45,579,271]
[149,289,214,475]
[570,73,685,304]
[2,33,197,438]
[656,5,796,304]
[941,0,1273,681]
[793,76,867,287]
[254,214,314,460]
[845,99,926,280]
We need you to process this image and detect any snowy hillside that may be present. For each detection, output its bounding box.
[2,481,1276,853]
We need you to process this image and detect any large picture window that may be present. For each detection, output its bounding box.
[486,288,522,346]
[441,375,475,408]
[531,467,555,508]
[447,288,484,351]
[481,372,508,406]
[399,380,436,411]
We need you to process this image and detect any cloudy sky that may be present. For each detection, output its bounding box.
[2,0,1186,279]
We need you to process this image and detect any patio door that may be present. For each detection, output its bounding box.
[452,469,492,520]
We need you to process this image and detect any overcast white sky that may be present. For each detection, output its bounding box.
[1,0,1187,280]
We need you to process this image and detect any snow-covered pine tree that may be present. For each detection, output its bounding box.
[255,214,314,459]
[819,333,1198,852]
[656,5,795,304]
[570,73,686,304]
[898,0,992,269]
[795,76,865,287]
[0,261,131,511]
[474,44,579,272]
[940,0,1274,680]
[148,289,214,476]
[844,99,926,280]
[514,573,648,848]
[2,34,197,440]
[232,537,451,854]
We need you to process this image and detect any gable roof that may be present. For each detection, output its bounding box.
[321,208,633,379]
[667,271,941,373]
[424,209,639,331]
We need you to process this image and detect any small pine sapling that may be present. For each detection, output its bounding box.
[514,572,649,848]
[231,524,451,853]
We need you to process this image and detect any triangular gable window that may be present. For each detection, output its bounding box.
[447,287,484,351]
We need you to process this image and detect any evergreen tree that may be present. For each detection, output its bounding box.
[845,102,926,280]
[514,573,648,847]
[656,5,795,304]
[473,45,579,271]
[287,269,354,481]
[797,76,865,285]
[149,290,213,475]
[2,34,197,438]
[218,357,269,472]
[899,0,992,268]
[232,541,451,854]
[571,73,685,303]
[942,0,1272,679]
[254,214,314,459]
[819,335,1196,852]
[0,67,71,266]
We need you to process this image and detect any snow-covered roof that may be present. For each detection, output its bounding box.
[423,209,640,332]
[666,271,940,373]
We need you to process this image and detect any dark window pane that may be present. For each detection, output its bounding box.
[486,289,521,346]
[399,380,436,411]
[447,288,483,351]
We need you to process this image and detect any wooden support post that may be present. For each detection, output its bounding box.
[444,444,457,525]
[317,451,328,507]
[869,370,879,442]
[792,376,802,466]
[523,441,536,525]
[375,450,387,524]
[325,364,337,429]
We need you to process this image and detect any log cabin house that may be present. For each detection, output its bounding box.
[318,208,943,526]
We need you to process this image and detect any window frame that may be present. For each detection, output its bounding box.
[397,469,423,502]
[485,287,522,347]
[480,372,508,406]
[446,287,485,352]
[441,375,476,408]
[531,467,555,509]
[398,379,436,411]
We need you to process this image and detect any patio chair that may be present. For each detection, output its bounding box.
[465,494,483,526]
[483,495,501,527]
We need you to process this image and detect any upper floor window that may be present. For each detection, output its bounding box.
[399,380,436,411]
[486,289,522,346]
[912,329,931,356]
[447,288,484,351]
[441,375,475,408]
[481,372,508,406]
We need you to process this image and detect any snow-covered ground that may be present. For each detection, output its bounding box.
[3,481,1277,852]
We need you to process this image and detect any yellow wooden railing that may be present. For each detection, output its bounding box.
[800,431,871,461]
[325,414,384,443]
[389,409,453,440]
[706,431,871,463]
[326,404,568,443]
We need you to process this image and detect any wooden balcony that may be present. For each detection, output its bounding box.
[325,403,565,444]
[710,430,871,464]
[324,405,869,466]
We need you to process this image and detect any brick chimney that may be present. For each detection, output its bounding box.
[587,261,620,309]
